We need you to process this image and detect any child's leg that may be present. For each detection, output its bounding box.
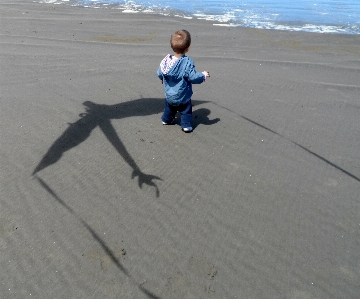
[179,99,192,130]
[161,99,177,124]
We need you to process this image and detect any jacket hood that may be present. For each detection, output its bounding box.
[159,54,190,78]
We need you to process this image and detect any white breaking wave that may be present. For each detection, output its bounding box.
[38,0,360,34]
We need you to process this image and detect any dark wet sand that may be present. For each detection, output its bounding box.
[1,1,359,298]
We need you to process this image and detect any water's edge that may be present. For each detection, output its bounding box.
[40,0,360,34]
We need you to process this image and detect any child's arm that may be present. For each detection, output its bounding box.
[187,61,209,84]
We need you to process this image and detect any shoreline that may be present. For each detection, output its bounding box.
[33,0,360,35]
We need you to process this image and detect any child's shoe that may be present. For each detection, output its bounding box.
[162,120,173,125]
[181,127,193,133]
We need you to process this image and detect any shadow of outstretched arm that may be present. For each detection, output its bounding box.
[98,119,162,197]
[32,113,99,175]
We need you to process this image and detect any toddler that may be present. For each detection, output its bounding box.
[157,29,210,132]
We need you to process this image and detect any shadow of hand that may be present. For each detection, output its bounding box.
[131,170,162,197]
[207,117,220,125]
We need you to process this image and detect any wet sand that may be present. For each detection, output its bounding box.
[1,1,359,298]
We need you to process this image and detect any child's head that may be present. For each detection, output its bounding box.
[170,30,191,54]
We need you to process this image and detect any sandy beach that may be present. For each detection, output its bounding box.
[1,1,359,298]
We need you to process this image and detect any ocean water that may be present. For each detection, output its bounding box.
[41,0,360,34]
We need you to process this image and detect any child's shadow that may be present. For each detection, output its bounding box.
[192,108,220,130]
[170,108,220,130]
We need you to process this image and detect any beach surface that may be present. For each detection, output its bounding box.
[1,1,359,298]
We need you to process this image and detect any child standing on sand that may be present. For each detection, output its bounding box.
[157,29,210,133]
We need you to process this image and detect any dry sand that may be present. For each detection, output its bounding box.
[1,1,359,298]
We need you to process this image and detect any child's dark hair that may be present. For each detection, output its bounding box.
[170,30,191,53]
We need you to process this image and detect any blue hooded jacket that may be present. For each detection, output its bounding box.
[157,54,205,106]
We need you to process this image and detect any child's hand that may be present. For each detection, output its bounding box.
[202,71,210,78]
